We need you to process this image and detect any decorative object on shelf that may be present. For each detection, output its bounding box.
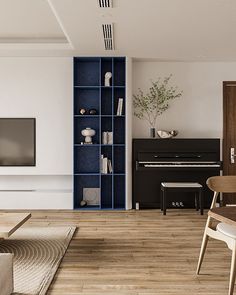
[104,72,112,86]
[88,109,97,115]
[108,159,112,173]
[102,131,113,144]
[100,155,112,174]
[80,200,87,207]
[79,108,87,115]
[83,188,100,205]
[133,74,183,138]
[170,130,178,137]
[102,132,107,145]
[116,98,124,116]
[107,132,113,144]
[81,127,96,144]
[157,130,179,138]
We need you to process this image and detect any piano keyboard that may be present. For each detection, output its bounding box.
[144,163,221,168]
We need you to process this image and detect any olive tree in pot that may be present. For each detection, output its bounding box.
[133,75,183,138]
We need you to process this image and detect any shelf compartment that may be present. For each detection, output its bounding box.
[101,58,113,87]
[74,146,100,174]
[101,117,113,144]
[74,117,99,144]
[114,175,125,209]
[113,117,125,144]
[74,175,100,208]
[113,57,125,86]
[101,145,112,161]
[101,87,112,115]
[114,87,125,116]
[101,174,112,209]
[74,58,100,86]
[101,145,112,175]
[74,88,100,115]
[114,146,125,173]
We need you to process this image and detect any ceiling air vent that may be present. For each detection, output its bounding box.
[98,0,113,8]
[102,24,114,50]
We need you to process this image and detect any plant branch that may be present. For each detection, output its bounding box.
[133,75,183,128]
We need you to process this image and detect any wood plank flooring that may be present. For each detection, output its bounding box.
[4,210,233,294]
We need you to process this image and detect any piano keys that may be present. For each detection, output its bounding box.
[143,163,221,168]
[132,138,222,209]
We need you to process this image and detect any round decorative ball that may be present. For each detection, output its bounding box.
[80,200,87,207]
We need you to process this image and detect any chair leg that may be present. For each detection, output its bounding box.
[199,188,204,215]
[229,243,236,295]
[196,216,211,274]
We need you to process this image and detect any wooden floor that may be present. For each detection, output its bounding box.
[9,210,234,294]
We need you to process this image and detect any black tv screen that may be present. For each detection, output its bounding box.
[0,118,35,166]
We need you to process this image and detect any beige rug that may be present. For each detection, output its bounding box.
[0,226,76,295]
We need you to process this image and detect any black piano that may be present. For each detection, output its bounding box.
[133,138,222,209]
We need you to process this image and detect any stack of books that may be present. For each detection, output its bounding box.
[100,155,112,174]
[116,98,124,116]
[102,131,113,144]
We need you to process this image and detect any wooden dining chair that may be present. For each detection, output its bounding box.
[196,176,236,295]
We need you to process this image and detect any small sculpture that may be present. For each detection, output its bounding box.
[81,127,96,144]
[104,72,112,86]
[157,130,178,139]
[79,108,86,115]
[89,109,97,115]
[80,200,87,207]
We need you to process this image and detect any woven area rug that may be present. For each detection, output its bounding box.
[0,226,76,295]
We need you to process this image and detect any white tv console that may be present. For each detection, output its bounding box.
[0,175,73,209]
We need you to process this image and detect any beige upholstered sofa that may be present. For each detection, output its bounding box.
[0,253,13,295]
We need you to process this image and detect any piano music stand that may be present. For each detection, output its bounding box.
[160,182,203,215]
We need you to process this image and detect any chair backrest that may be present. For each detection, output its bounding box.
[207,176,236,193]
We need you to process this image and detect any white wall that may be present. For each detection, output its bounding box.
[0,57,72,175]
[133,61,236,139]
[0,57,73,209]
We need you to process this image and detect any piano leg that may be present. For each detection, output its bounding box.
[160,190,163,211]
[163,189,167,215]
[195,193,199,211]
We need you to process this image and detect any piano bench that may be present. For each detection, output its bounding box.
[160,182,203,215]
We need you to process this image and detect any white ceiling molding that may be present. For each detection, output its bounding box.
[98,0,113,8]
[0,42,71,50]
[0,37,67,44]
[47,0,74,49]
[102,23,114,50]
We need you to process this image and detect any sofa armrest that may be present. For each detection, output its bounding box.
[0,253,13,295]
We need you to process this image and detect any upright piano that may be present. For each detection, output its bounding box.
[133,138,222,209]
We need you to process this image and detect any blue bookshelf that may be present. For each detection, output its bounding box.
[73,57,126,210]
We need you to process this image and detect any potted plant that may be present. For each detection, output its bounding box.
[133,75,183,137]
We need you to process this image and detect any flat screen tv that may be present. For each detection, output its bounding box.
[0,118,35,166]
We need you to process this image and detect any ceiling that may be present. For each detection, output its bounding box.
[0,0,236,60]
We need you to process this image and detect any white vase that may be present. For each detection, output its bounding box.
[81,127,96,144]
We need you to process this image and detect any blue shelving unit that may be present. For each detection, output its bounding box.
[73,57,126,210]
